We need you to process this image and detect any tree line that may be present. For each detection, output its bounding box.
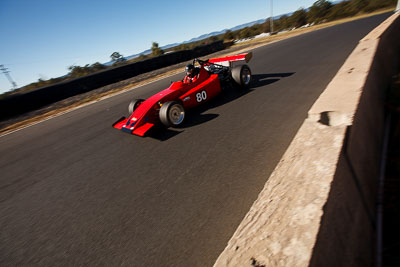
[4,0,395,97]
[218,0,396,41]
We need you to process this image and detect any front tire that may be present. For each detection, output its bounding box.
[128,99,144,114]
[232,65,252,88]
[159,101,185,127]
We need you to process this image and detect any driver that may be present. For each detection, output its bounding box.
[183,64,199,83]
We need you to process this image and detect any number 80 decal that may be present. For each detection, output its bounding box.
[196,91,207,102]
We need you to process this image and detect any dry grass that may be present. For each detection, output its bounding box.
[0,68,184,135]
[227,7,396,50]
[0,7,395,136]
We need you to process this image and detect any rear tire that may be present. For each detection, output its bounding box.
[232,65,252,88]
[128,99,144,114]
[159,101,185,127]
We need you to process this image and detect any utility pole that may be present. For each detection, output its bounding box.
[270,0,274,33]
[0,64,17,90]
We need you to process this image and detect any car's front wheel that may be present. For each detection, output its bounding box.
[128,99,144,114]
[159,101,185,127]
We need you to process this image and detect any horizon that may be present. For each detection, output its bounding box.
[0,0,318,94]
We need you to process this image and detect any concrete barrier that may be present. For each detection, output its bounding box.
[214,12,400,267]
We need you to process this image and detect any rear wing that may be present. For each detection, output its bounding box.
[208,52,252,67]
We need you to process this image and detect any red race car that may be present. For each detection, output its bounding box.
[112,52,253,136]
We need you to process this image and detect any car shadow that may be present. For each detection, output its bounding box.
[147,72,295,140]
[148,113,219,141]
[148,127,183,141]
[181,113,219,128]
[251,72,295,88]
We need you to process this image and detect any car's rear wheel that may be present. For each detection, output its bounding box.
[232,64,252,88]
[159,101,185,127]
[128,99,144,114]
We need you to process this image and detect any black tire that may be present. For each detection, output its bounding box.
[159,101,185,127]
[232,64,252,88]
[128,99,144,114]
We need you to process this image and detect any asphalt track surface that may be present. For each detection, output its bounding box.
[0,13,391,266]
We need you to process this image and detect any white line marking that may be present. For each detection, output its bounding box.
[2,15,373,139]
[0,71,182,138]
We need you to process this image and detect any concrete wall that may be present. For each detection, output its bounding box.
[309,12,400,267]
[214,13,400,267]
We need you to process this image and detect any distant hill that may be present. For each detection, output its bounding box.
[181,18,268,44]
[104,12,293,65]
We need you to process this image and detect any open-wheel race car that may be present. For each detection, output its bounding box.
[112,52,253,136]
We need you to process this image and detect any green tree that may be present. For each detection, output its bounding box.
[327,1,353,20]
[275,15,289,31]
[151,42,164,56]
[68,62,106,78]
[349,0,368,13]
[172,43,190,51]
[110,52,126,62]
[289,8,308,28]
[263,19,271,33]
[364,0,397,12]
[90,62,107,72]
[68,65,88,77]
[252,23,264,35]
[223,30,234,40]
[207,35,219,43]
[137,54,148,61]
[238,28,252,39]
[307,0,332,23]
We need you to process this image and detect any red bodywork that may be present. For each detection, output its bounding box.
[113,53,250,136]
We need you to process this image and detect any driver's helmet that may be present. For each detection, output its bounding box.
[185,64,195,77]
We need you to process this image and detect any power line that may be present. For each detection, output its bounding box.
[0,64,18,90]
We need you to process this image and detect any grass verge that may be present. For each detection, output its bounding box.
[0,7,395,136]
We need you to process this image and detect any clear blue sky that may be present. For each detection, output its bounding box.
[0,0,317,94]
